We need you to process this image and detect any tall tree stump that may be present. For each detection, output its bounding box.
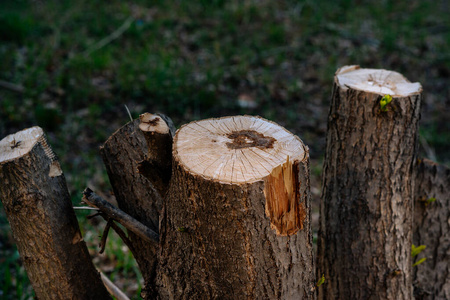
[100,113,174,298]
[413,158,450,299]
[317,66,422,299]
[0,127,110,299]
[157,115,315,299]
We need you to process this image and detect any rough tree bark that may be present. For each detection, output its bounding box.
[157,115,315,299]
[100,113,174,298]
[0,127,110,299]
[413,158,450,299]
[317,66,422,299]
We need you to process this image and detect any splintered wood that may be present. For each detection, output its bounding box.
[175,115,306,184]
[265,157,304,236]
[161,115,314,299]
[174,115,308,236]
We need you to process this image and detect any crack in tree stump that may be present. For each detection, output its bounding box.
[157,115,315,300]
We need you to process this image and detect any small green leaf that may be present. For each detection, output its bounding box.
[413,257,427,267]
[426,197,436,205]
[380,94,393,112]
[316,274,325,287]
[412,244,426,257]
[177,227,186,232]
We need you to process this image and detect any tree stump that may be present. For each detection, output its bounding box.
[413,158,450,299]
[100,116,172,298]
[157,115,315,299]
[317,66,422,299]
[0,127,110,299]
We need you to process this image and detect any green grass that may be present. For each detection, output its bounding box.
[0,0,449,298]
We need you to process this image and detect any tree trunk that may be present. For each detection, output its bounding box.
[413,158,450,299]
[0,127,110,299]
[156,115,315,299]
[317,66,422,299]
[100,115,173,298]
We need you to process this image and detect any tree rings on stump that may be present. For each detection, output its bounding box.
[158,115,314,300]
[175,115,307,235]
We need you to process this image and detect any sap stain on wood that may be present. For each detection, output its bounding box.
[226,130,276,150]
[264,157,304,236]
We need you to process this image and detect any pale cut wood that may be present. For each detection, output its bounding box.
[175,115,306,183]
[158,115,315,300]
[0,127,110,299]
[336,65,422,96]
[413,158,450,299]
[317,66,422,300]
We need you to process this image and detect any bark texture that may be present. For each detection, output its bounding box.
[138,113,174,196]
[413,158,450,299]
[317,66,422,299]
[100,119,169,298]
[0,127,110,299]
[157,116,315,300]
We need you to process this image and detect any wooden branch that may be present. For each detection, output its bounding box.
[100,271,131,300]
[99,219,113,254]
[0,127,110,299]
[82,188,159,244]
[109,221,134,252]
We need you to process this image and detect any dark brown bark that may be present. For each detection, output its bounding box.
[157,116,315,300]
[0,127,110,299]
[138,112,174,197]
[413,158,450,299]
[82,188,159,244]
[317,66,422,299]
[100,117,172,298]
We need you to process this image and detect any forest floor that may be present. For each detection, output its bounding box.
[0,1,449,298]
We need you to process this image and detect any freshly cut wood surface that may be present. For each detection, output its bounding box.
[0,126,48,162]
[158,115,314,299]
[336,65,422,96]
[0,127,110,299]
[175,115,306,183]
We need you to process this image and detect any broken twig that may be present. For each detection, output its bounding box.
[82,187,159,244]
[99,219,113,254]
[100,271,130,300]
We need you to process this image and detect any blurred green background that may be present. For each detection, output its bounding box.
[0,0,448,298]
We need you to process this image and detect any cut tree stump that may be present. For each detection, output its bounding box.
[100,115,173,298]
[317,66,422,299]
[157,115,315,299]
[413,158,450,299]
[0,127,110,299]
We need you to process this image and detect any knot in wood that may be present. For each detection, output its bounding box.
[143,117,160,126]
[226,130,276,150]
